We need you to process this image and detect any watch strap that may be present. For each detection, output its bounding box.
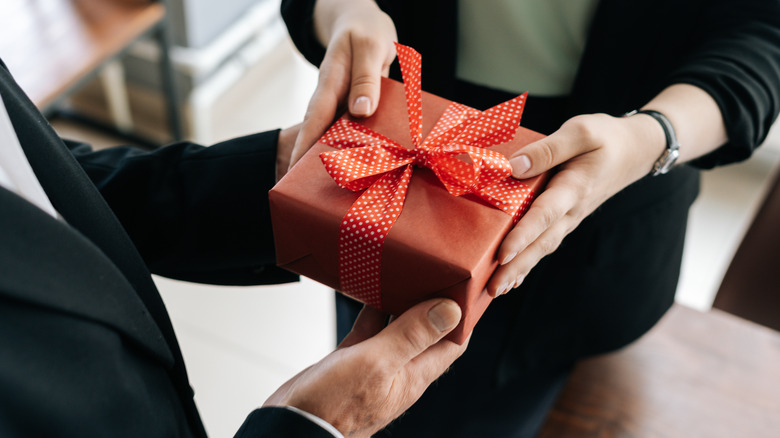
[625,109,680,176]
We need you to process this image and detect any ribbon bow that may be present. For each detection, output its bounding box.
[318,43,532,308]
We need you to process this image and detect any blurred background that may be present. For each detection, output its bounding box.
[2,0,779,436]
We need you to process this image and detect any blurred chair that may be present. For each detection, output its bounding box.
[713,166,780,331]
[0,0,181,144]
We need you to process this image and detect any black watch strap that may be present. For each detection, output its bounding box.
[625,109,681,176]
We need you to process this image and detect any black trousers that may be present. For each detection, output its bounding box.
[337,163,699,437]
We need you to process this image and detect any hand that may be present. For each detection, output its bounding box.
[276,124,301,181]
[264,298,467,438]
[486,112,666,296]
[289,0,397,168]
[485,83,728,296]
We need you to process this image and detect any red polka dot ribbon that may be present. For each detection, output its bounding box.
[318,43,533,308]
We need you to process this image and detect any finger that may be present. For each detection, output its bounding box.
[290,91,338,167]
[497,180,577,261]
[338,305,389,349]
[276,123,301,181]
[368,299,462,369]
[508,116,598,179]
[347,34,395,118]
[487,218,573,297]
[400,334,469,400]
[289,57,351,168]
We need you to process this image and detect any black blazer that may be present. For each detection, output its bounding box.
[0,61,330,437]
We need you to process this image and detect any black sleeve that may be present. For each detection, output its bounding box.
[235,408,338,438]
[281,0,326,67]
[666,0,780,169]
[67,133,298,286]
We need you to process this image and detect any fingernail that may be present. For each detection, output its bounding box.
[509,155,531,178]
[428,301,460,332]
[496,282,511,297]
[513,275,525,289]
[501,252,517,265]
[352,96,372,117]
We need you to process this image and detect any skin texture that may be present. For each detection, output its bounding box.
[264,299,467,438]
[290,0,729,297]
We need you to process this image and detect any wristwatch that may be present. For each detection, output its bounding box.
[625,109,680,176]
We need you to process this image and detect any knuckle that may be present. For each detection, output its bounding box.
[564,114,611,147]
[361,355,392,382]
[536,204,559,229]
[534,140,556,169]
[400,325,434,353]
[349,30,384,54]
[567,116,596,143]
[536,236,560,256]
[351,73,380,89]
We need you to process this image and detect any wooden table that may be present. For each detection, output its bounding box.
[0,0,181,141]
[538,305,780,438]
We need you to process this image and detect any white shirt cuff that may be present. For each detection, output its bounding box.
[284,406,345,438]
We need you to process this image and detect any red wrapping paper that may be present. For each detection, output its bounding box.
[270,45,547,343]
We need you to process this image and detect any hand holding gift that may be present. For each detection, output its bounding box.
[264,298,467,438]
[270,43,547,342]
[288,0,397,166]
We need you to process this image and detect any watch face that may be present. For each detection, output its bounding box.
[654,149,680,175]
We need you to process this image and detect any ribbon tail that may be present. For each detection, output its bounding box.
[394,42,423,147]
[338,166,413,308]
[478,178,538,224]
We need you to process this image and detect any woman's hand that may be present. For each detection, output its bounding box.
[289,0,398,167]
[486,83,727,296]
[486,112,666,296]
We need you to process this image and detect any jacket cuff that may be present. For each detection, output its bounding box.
[235,407,340,438]
[281,0,327,66]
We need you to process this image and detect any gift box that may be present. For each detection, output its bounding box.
[269,44,547,343]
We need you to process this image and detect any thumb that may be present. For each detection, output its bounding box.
[347,37,395,118]
[369,299,462,369]
[508,119,589,179]
[507,136,565,180]
[338,305,389,349]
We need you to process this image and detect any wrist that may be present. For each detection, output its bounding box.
[621,111,671,177]
[285,406,346,438]
[314,0,382,46]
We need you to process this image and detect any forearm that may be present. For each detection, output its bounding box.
[71,131,296,285]
[313,0,384,46]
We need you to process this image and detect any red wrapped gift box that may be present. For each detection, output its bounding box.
[270,44,547,343]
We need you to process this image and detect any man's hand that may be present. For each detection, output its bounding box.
[264,298,467,438]
[276,124,301,182]
[289,0,397,168]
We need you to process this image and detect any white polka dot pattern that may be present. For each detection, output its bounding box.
[317,43,536,309]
